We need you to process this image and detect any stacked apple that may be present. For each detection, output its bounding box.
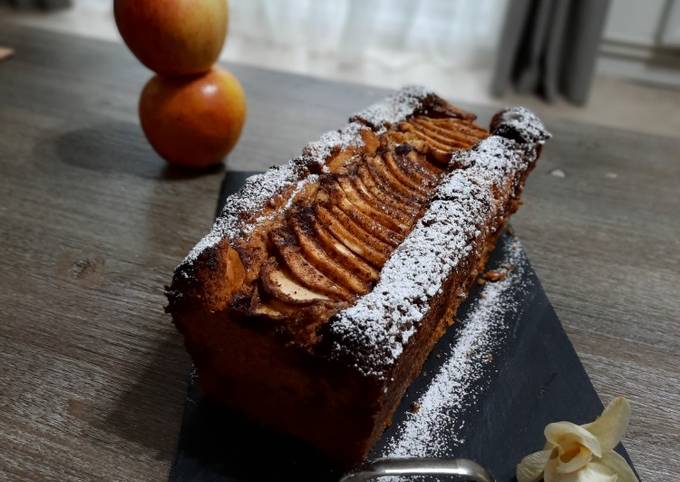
[114,0,246,168]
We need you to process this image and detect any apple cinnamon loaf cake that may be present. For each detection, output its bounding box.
[166,87,550,466]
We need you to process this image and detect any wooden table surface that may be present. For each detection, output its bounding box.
[1,23,678,481]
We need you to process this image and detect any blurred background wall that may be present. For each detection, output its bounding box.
[2,0,679,137]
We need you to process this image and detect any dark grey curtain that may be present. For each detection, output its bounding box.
[492,0,611,105]
[2,0,71,9]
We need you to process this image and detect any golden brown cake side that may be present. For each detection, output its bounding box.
[166,88,550,466]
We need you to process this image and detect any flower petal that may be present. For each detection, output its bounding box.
[599,450,639,482]
[545,462,617,482]
[545,421,602,458]
[543,456,559,482]
[555,444,592,474]
[516,449,552,482]
[583,397,631,451]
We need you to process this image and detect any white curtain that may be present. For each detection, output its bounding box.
[229,0,508,71]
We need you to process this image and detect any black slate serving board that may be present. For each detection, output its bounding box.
[170,171,635,482]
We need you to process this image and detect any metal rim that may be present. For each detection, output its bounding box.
[339,457,495,482]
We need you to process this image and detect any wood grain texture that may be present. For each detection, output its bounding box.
[0,23,678,481]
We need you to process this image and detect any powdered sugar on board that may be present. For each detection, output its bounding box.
[379,235,531,463]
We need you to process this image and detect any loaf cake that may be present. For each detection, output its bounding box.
[166,87,550,466]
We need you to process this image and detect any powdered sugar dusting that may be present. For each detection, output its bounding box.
[381,236,529,462]
[179,86,440,270]
[352,85,433,132]
[183,162,300,265]
[180,123,365,267]
[328,135,539,378]
[303,122,364,167]
[491,106,551,145]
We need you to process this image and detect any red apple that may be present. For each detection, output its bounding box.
[139,67,246,168]
[114,0,228,77]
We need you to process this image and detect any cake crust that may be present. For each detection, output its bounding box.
[166,87,550,466]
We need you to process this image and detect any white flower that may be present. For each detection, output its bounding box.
[516,397,638,482]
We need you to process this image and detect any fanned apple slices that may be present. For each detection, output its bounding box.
[243,115,488,338]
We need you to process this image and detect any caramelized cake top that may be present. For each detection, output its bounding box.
[169,87,550,379]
